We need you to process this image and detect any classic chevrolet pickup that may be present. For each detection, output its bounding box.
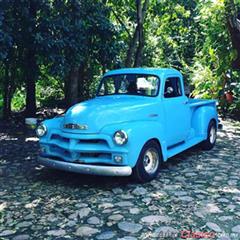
[37,68,218,182]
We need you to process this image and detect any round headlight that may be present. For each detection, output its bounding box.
[113,130,128,145]
[36,124,47,137]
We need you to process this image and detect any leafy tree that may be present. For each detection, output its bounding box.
[0,0,239,119]
[0,0,121,117]
[37,0,121,107]
[0,0,53,117]
[0,0,22,118]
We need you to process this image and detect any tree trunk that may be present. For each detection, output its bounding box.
[125,0,149,68]
[134,0,143,67]
[78,65,85,102]
[125,28,139,67]
[25,49,38,117]
[225,0,240,70]
[227,19,240,69]
[3,63,12,119]
[65,67,79,108]
[64,75,69,106]
[25,0,38,117]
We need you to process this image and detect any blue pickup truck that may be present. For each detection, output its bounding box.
[36,68,218,182]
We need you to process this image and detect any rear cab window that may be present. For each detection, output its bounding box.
[164,77,183,98]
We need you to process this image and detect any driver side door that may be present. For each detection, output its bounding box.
[162,76,191,147]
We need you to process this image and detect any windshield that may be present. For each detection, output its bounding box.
[97,74,160,97]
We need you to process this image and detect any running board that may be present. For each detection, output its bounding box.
[167,141,185,150]
[167,137,203,158]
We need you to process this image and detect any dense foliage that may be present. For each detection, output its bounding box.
[0,0,239,119]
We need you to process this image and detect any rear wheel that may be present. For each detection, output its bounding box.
[132,140,162,183]
[201,120,217,150]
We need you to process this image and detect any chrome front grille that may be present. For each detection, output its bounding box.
[51,134,70,143]
[44,133,111,162]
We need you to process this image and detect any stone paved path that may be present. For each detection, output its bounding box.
[0,120,240,240]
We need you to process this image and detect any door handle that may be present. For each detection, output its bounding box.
[183,101,189,104]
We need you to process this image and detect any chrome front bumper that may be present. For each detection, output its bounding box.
[38,156,132,177]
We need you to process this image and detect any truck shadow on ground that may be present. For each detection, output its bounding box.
[36,131,228,189]
[0,121,222,189]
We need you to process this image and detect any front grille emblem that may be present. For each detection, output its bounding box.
[64,123,88,130]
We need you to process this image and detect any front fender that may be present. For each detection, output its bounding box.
[39,117,64,141]
[100,120,167,167]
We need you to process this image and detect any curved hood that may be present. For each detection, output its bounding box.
[62,95,159,134]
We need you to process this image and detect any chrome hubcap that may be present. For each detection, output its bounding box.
[209,126,216,144]
[143,148,159,174]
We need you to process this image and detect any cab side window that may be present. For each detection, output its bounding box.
[164,77,182,98]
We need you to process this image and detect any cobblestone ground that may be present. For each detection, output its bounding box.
[0,120,240,240]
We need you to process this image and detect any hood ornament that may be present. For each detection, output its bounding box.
[64,123,88,130]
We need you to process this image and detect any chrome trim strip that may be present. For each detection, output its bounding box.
[38,156,132,177]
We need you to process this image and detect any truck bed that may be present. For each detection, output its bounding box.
[188,98,217,108]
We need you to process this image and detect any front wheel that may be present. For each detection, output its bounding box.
[201,120,217,150]
[132,140,162,183]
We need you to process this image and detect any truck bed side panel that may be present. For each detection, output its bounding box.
[190,100,218,139]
